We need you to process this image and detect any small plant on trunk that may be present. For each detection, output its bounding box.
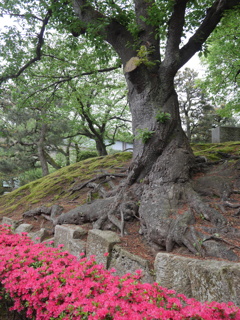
[156,112,171,123]
[136,128,155,143]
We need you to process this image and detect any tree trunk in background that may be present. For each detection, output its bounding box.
[95,140,108,156]
[45,152,62,170]
[37,123,49,176]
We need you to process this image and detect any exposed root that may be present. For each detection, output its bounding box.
[70,172,127,194]
[203,234,240,251]
[166,211,203,256]
[86,182,107,203]
[223,201,240,209]
[187,188,227,227]
[21,153,240,262]
[23,205,63,225]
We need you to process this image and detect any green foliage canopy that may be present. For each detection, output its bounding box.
[202,7,240,114]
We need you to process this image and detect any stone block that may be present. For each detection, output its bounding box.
[54,224,87,250]
[15,223,33,234]
[69,239,86,258]
[29,228,49,243]
[1,217,20,230]
[154,252,240,306]
[212,126,240,143]
[86,229,120,267]
[109,245,154,283]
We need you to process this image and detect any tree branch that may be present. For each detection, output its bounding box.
[22,65,121,100]
[133,0,160,61]
[163,0,189,69]
[179,0,240,69]
[0,9,52,85]
[72,0,135,64]
[3,12,44,23]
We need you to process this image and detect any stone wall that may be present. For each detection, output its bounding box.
[154,252,240,306]
[212,126,240,143]
[1,217,240,306]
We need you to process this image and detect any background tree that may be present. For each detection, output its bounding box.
[202,7,240,114]
[0,0,239,259]
[66,71,131,156]
[0,87,70,178]
[0,31,131,157]
[175,68,213,141]
[175,68,238,142]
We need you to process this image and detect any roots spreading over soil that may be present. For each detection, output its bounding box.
[23,157,240,262]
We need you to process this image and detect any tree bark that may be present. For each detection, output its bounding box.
[37,123,49,176]
[122,65,198,248]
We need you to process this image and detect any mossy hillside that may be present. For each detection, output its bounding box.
[0,142,240,217]
[0,152,132,216]
[191,142,240,161]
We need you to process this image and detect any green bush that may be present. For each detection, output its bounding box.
[18,168,43,186]
[77,151,98,161]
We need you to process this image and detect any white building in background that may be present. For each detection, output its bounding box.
[109,140,133,152]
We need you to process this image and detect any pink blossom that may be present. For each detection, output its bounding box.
[0,225,239,320]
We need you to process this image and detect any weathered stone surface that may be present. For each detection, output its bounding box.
[28,228,49,243]
[1,217,21,230]
[212,126,240,143]
[109,245,154,283]
[192,175,232,198]
[54,224,87,250]
[86,229,120,267]
[15,223,33,234]
[69,239,86,258]
[154,252,240,306]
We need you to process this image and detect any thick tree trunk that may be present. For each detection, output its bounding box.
[123,67,195,247]
[125,65,193,183]
[121,66,237,260]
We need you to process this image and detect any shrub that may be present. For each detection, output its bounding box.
[18,168,43,186]
[0,225,239,320]
[77,151,98,162]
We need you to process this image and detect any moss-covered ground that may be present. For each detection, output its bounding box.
[0,142,240,217]
[0,152,132,216]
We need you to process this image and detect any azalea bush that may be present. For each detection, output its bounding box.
[0,225,239,320]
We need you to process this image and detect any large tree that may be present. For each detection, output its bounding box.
[1,0,240,259]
